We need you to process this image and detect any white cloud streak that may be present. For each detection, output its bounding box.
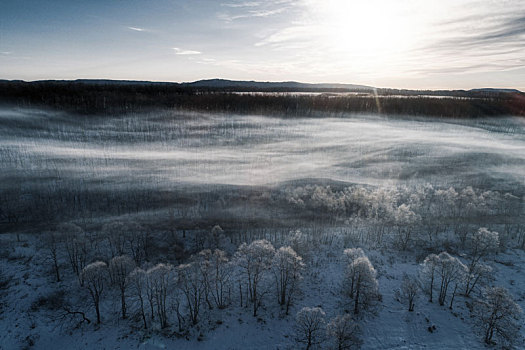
[173,48,202,55]
[127,26,147,32]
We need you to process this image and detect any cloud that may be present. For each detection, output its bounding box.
[173,48,202,55]
[218,8,287,21]
[221,2,261,8]
[430,15,525,50]
[127,26,147,32]
[244,0,525,80]
[407,8,525,76]
[217,0,296,21]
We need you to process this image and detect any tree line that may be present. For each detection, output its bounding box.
[35,218,522,348]
[1,80,523,117]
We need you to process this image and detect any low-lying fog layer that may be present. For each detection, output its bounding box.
[1,108,524,192]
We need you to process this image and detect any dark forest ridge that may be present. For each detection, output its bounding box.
[0,79,523,117]
[183,79,373,91]
[1,78,523,94]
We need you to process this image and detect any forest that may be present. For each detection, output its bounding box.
[1,80,524,117]
[0,94,524,349]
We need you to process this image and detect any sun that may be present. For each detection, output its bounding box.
[305,0,417,70]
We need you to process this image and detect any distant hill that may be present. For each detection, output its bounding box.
[1,78,521,94]
[183,79,373,90]
[469,88,522,94]
[2,78,373,91]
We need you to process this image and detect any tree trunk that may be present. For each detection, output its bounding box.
[95,301,101,324]
[121,290,127,319]
[354,288,360,314]
[139,296,147,329]
[54,258,61,282]
[449,284,458,309]
[429,274,434,302]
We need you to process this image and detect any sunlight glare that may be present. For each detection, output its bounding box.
[306,0,418,70]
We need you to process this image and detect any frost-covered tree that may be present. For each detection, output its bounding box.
[399,273,419,312]
[206,225,227,250]
[195,249,214,310]
[346,256,379,314]
[420,253,439,302]
[448,263,467,310]
[436,252,467,306]
[473,287,522,346]
[272,246,305,314]
[464,263,493,297]
[466,228,499,268]
[287,229,311,261]
[128,267,148,329]
[393,204,420,251]
[195,249,232,310]
[177,262,205,326]
[342,248,365,299]
[147,263,173,328]
[208,249,232,309]
[108,255,135,319]
[326,314,360,350]
[464,228,499,296]
[343,248,365,266]
[82,261,108,324]
[234,239,275,316]
[295,307,326,350]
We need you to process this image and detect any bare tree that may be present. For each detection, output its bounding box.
[43,231,63,282]
[473,287,522,346]
[295,307,326,350]
[326,314,360,350]
[102,221,149,263]
[234,239,275,316]
[273,246,305,315]
[62,223,88,285]
[126,223,149,265]
[399,273,419,312]
[128,267,148,329]
[108,255,135,319]
[103,221,127,258]
[82,261,108,324]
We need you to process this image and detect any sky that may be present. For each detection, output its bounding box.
[0,0,524,90]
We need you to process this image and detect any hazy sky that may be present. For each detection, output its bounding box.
[1,0,524,90]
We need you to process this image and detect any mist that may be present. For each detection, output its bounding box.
[1,108,524,193]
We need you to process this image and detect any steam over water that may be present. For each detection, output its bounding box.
[1,108,524,192]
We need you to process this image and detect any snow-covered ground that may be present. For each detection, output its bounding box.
[1,109,524,349]
[1,231,523,350]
